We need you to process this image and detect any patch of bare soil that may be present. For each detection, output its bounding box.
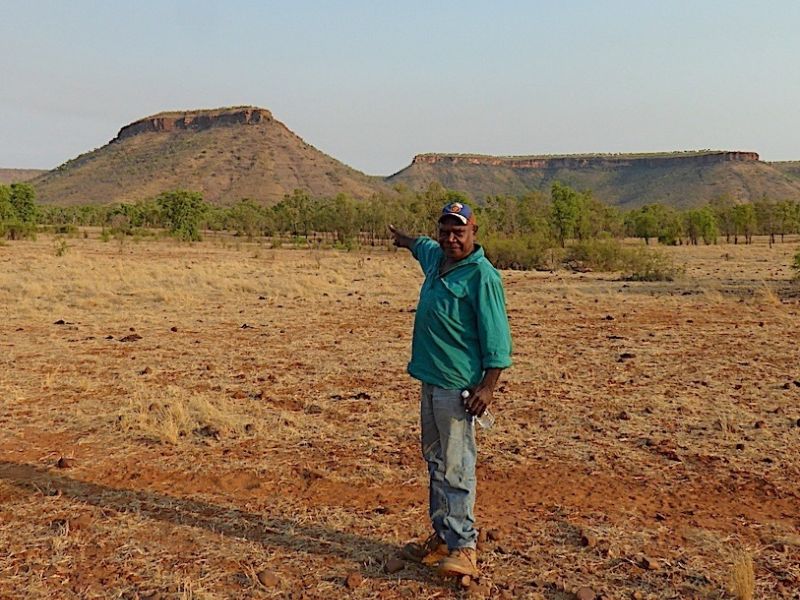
[0,234,798,599]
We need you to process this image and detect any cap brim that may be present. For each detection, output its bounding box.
[439,213,469,225]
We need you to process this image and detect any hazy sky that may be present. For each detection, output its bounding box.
[2,0,799,174]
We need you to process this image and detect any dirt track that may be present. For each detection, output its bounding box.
[1,236,799,599]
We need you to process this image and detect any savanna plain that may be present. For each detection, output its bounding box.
[1,234,799,600]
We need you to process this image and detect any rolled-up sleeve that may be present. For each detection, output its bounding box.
[476,273,513,369]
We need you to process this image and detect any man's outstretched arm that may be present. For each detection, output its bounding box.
[388,224,417,250]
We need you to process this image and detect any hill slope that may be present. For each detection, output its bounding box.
[388,151,800,208]
[32,107,389,206]
[770,161,800,183]
[0,169,47,184]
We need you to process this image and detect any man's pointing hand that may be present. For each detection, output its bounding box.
[388,224,415,250]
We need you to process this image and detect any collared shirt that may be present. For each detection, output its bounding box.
[408,237,513,390]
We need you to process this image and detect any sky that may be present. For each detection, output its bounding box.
[1,0,799,175]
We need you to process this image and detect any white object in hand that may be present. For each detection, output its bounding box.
[461,390,495,429]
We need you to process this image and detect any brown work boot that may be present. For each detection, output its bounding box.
[437,547,478,577]
[401,532,448,566]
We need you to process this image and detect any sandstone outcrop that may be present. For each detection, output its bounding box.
[114,107,273,141]
[410,151,760,170]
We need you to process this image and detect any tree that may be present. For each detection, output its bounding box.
[684,207,718,245]
[732,203,756,244]
[710,195,736,242]
[753,197,778,246]
[776,200,799,242]
[156,190,207,241]
[9,183,37,223]
[550,182,581,247]
[0,185,12,221]
[228,199,269,237]
[625,205,661,245]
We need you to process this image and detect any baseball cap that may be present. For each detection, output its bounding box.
[439,201,476,225]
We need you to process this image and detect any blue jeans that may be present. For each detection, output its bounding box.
[420,383,478,550]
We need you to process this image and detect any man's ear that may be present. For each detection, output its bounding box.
[472,224,479,234]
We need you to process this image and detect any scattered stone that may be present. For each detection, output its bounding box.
[580,531,598,548]
[56,457,75,469]
[754,420,765,429]
[618,352,636,362]
[105,335,114,340]
[575,587,596,600]
[240,323,253,329]
[345,571,363,589]
[194,425,220,440]
[170,326,178,332]
[640,555,660,571]
[782,382,792,390]
[736,443,745,451]
[795,418,800,428]
[467,579,491,597]
[487,529,502,542]
[603,315,614,320]
[632,592,645,600]
[53,319,66,325]
[617,410,630,421]
[256,569,280,588]
[477,528,488,547]
[68,514,92,531]
[119,333,142,342]
[139,366,151,375]
[794,380,800,388]
[305,404,323,415]
[384,557,405,574]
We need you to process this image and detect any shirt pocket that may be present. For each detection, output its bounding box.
[434,280,472,326]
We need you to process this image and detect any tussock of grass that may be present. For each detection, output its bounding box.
[116,385,258,444]
[729,550,755,600]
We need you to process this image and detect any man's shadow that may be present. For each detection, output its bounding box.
[0,461,439,587]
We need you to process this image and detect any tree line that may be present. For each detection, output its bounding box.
[3,181,800,249]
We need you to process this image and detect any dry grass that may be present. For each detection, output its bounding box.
[0,233,799,599]
[729,550,755,600]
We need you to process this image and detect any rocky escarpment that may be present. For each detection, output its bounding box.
[114,107,273,142]
[409,151,760,171]
[389,149,800,208]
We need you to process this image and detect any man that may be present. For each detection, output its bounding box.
[389,200,512,579]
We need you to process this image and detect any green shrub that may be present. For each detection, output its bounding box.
[482,233,557,270]
[40,224,78,236]
[621,247,682,282]
[0,219,37,240]
[565,238,627,271]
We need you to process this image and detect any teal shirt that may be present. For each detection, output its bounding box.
[408,237,513,390]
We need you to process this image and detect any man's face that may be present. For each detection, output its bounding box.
[438,217,476,261]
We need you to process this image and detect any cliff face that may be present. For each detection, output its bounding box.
[114,107,273,142]
[410,151,760,171]
[390,150,800,208]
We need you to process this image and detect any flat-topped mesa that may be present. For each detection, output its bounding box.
[114,106,273,142]
[412,151,760,169]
